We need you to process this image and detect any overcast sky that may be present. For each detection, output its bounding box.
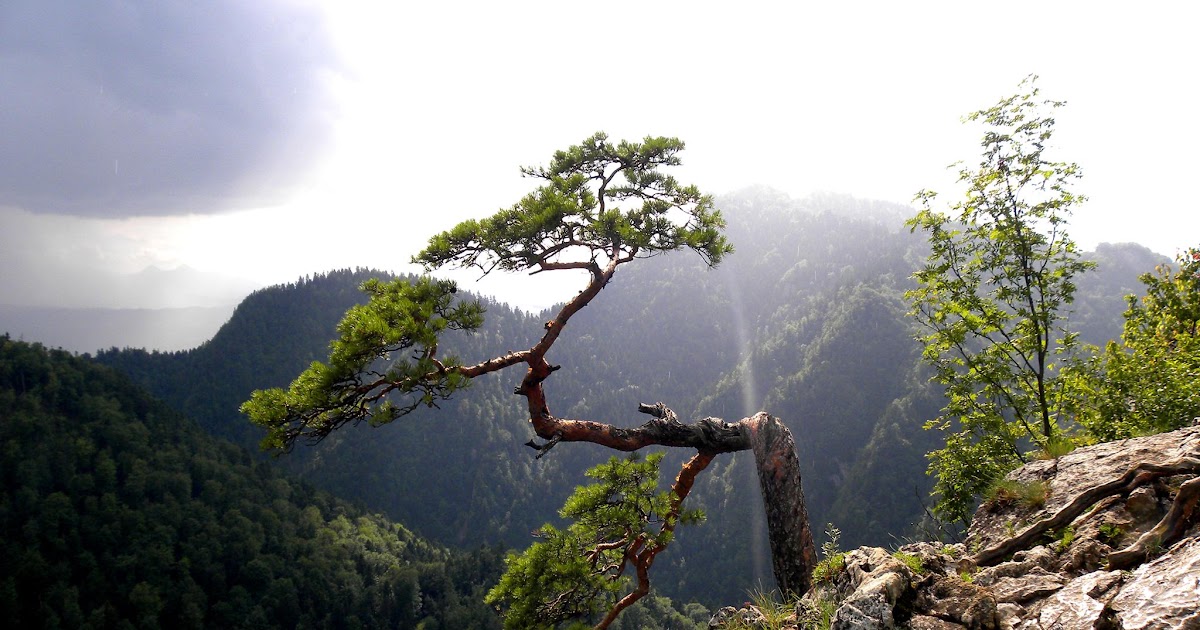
[1,1,1197,314]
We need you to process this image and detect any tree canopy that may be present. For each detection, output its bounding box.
[242,132,733,456]
[243,133,813,628]
[1070,246,1200,440]
[485,452,705,629]
[244,277,484,450]
[905,77,1094,524]
[0,336,505,629]
[417,133,731,274]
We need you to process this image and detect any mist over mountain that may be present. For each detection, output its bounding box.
[0,264,262,353]
[0,305,234,354]
[92,188,1166,605]
[0,262,260,311]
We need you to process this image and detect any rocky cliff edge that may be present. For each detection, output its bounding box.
[712,423,1200,629]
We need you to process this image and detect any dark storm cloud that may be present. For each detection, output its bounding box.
[0,0,338,217]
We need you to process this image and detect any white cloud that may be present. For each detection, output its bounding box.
[0,0,340,217]
[1,0,1198,317]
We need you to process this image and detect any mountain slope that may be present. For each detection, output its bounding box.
[99,269,578,551]
[0,336,502,629]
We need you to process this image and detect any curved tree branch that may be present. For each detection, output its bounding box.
[594,450,715,630]
[1109,475,1200,570]
[243,134,808,628]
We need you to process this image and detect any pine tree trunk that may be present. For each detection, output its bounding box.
[522,369,817,596]
[748,412,816,596]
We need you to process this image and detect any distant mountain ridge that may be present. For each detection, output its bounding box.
[0,304,234,353]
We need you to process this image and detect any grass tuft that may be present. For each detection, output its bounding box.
[812,523,847,585]
[1032,436,1077,460]
[892,551,925,575]
[985,478,1049,511]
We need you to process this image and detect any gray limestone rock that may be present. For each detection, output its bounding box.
[829,547,918,629]
[905,615,966,629]
[709,605,770,628]
[995,603,1023,630]
[709,606,740,628]
[844,547,910,591]
[974,547,1056,587]
[969,426,1200,552]
[1126,485,1161,521]
[1062,537,1110,574]
[834,590,895,630]
[988,568,1066,604]
[919,577,999,630]
[1016,570,1123,630]
[711,426,1200,630]
[1109,536,1200,630]
[897,541,959,577]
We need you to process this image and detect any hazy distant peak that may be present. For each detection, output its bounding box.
[717,187,914,228]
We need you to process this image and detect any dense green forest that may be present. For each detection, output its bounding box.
[0,335,508,629]
[98,268,576,549]
[94,188,1167,605]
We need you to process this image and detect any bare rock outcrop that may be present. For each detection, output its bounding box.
[1107,536,1200,629]
[712,424,1200,630]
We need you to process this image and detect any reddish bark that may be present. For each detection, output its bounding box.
[594,451,716,630]
[450,254,817,606]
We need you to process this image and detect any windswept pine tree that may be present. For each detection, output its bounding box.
[243,133,818,628]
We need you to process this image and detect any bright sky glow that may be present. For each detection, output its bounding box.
[1,1,1197,313]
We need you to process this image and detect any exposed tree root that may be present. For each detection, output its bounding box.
[971,457,1200,567]
[1108,475,1200,570]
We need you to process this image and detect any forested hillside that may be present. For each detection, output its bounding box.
[96,188,1167,605]
[0,336,504,629]
[99,269,578,549]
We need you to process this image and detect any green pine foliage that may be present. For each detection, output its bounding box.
[486,453,702,629]
[98,270,567,554]
[3,114,1177,625]
[233,132,736,626]
[606,593,709,630]
[416,132,732,274]
[0,336,502,629]
[97,268,398,447]
[242,276,485,450]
